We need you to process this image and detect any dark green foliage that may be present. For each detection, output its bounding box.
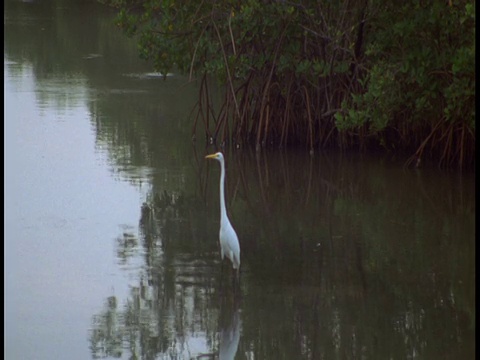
[336,1,475,167]
[101,0,475,169]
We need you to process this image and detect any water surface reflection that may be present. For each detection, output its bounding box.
[4,0,474,359]
[86,145,474,359]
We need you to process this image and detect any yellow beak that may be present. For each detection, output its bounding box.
[205,153,218,159]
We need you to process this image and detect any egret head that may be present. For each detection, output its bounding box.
[205,152,224,162]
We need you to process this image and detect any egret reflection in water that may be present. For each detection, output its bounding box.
[218,302,242,360]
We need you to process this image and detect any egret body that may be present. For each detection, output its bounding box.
[205,152,241,276]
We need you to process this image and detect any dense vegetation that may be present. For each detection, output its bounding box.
[101,0,475,169]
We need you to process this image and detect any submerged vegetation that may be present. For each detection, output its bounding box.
[101,0,475,169]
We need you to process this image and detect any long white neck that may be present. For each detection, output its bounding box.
[219,158,229,223]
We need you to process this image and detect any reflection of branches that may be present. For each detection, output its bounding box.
[89,296,123,359]
[91,184,225,359]
[139,188,191,268]
[231,150,350,219]
[115,228,138,266]
[90,272,222,359]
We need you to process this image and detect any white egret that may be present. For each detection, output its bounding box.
[205,152,241,278]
